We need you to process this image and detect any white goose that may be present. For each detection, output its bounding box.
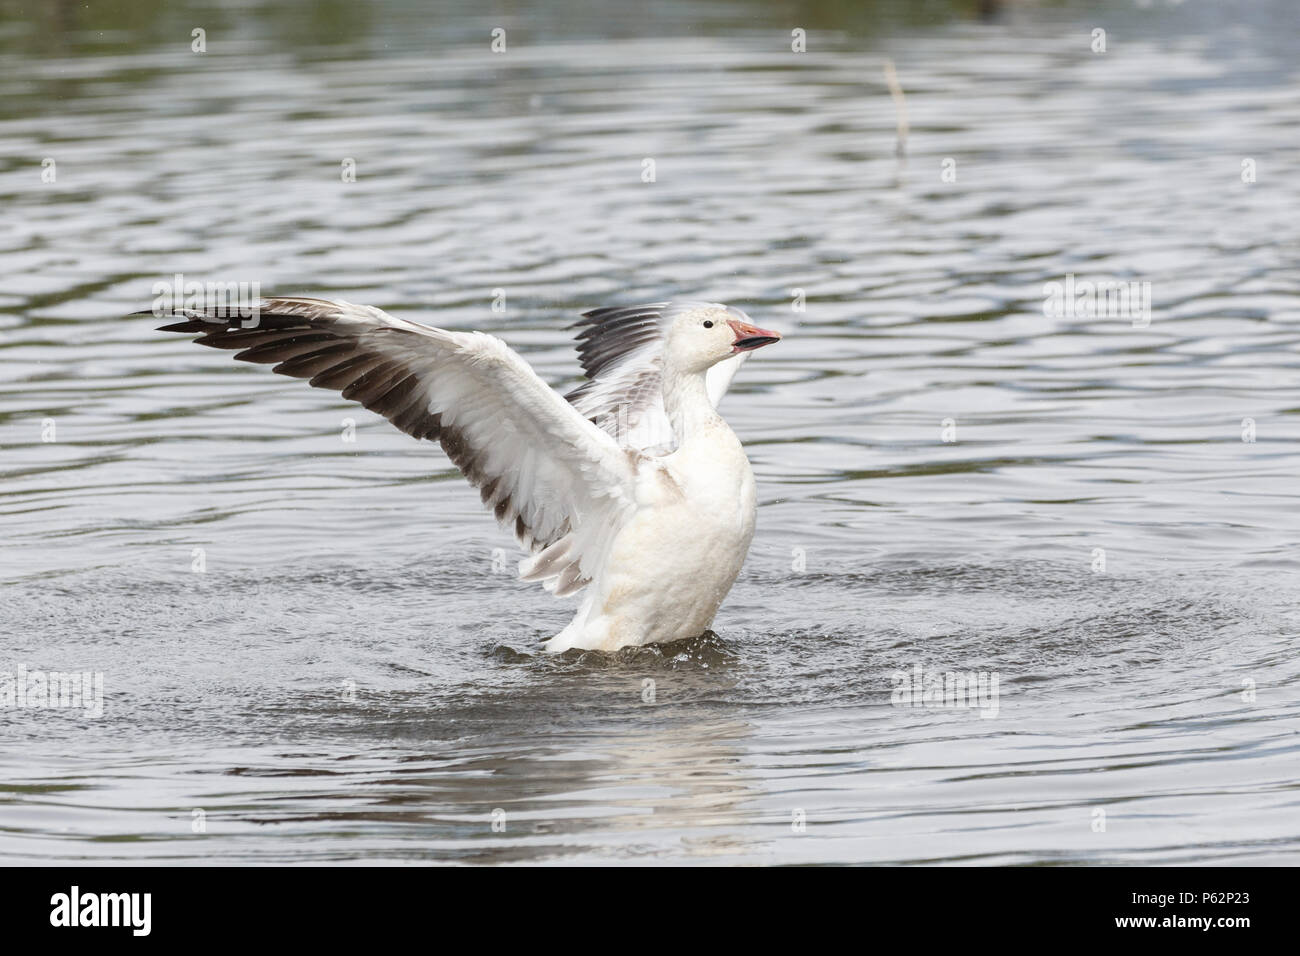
[158,298,782,652]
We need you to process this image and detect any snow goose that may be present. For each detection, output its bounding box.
[156,298,782,652]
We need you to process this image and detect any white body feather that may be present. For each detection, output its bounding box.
[545,417,757,652]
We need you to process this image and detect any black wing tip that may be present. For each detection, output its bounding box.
[150,308,325,336]
[157,319,203,333]
[138,306,234,333]
[152,313,251,334]
[571,301,670,329]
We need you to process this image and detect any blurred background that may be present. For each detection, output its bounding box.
[1,0,1298,864]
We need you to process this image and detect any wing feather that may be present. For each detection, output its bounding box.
[155,297,637,595]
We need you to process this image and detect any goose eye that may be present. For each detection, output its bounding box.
[703,320,713,328]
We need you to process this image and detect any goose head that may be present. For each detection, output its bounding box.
[662,302,782,374]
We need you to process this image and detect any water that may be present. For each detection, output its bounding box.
[2,0,1299,864]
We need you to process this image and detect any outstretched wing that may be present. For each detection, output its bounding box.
[155,296,637,596]
[565,302,748,455]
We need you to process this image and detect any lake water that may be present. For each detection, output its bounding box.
[2,0,1299,865]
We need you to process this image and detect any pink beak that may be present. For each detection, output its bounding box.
[727,318,783,353]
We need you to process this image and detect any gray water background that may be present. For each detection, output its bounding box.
[1,0,1299,864]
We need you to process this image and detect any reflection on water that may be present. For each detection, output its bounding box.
[2,0,1299,863]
